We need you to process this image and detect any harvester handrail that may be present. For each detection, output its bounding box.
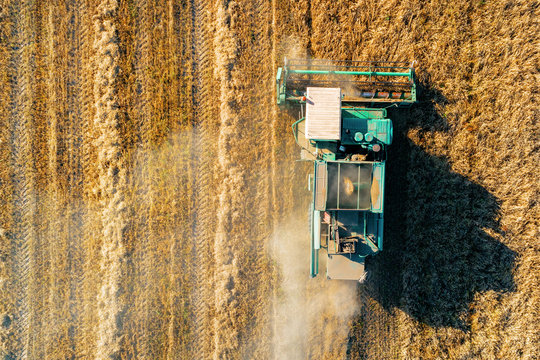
[288,63,411,68]
[287,79,413,86]
[289,70,411,78]
[287,58,411,65]
[289,65,411,71]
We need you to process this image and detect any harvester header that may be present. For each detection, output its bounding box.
[277,58,416,281]
[277,58,416,105]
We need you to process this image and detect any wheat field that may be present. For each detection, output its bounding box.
[0,0,538,359]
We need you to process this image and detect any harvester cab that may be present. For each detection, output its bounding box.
[276,58,416,281]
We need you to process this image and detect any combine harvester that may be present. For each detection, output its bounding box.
[276,58,416,281]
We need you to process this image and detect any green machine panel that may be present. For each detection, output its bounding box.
[340,108,393,146]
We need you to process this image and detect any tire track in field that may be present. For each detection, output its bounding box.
[78,2,100,357]
[130,0,154,357]
[65,0,85,355]
[191,0,218,358]
[43,3,75,358]
[0,3,15,358]
[239,0,275,357]
[130,2,183,356]
[159,3,196,356]
[164,2,192,357]
[268,1,287,358]
[43,4,61,357]
[147,5,176,356]
[28,4,50,358]
[92,1,127,358]
[8,1,37,358]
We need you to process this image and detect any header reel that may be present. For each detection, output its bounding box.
[277,58,416,106]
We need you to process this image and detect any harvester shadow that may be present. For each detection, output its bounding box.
[357,83,516,332]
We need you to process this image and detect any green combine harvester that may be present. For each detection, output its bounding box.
[276,58,416,281]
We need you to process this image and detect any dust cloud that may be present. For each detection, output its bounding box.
[271,218,359,359]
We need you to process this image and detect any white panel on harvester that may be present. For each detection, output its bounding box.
[306,87,341,140]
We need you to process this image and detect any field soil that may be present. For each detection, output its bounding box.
[0,0,538,359]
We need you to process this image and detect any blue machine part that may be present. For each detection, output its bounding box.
[367,118,393,145]
[340,108,393,146]
[364,132,374,142]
